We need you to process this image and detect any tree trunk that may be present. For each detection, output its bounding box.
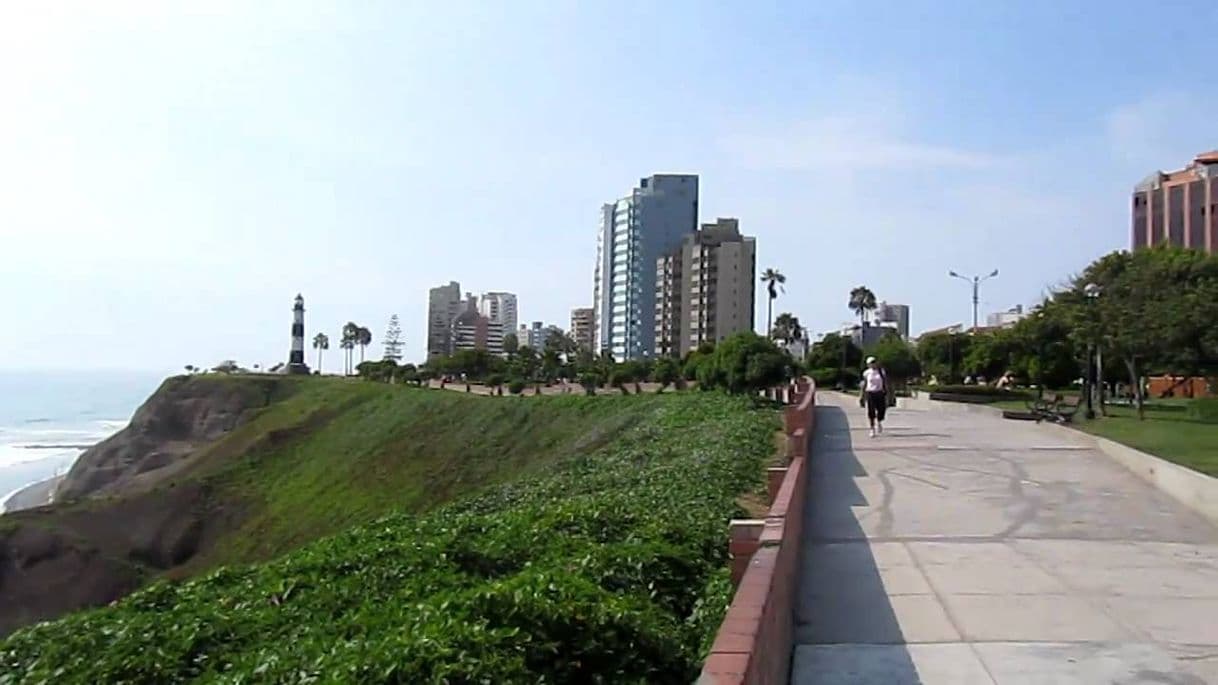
[316,349,323,373]
[1125,357,1144,420]
[767,296,774,338]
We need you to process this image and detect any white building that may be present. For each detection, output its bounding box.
[986,305,1027,329]
[479,292,518,334]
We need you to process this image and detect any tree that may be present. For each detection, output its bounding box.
[340,322,359,375]
[807,333,862,389]
[771,312,802,344]
[313,333,330,373]
[697,331,793,394]
[870,334,921,382]
[503,332,519,358]
[1061,248,1218,419]
[357,326,373,364]
[761,268,786,339]
[651,356,680,393]
[848,286,878,328]
[916,331,970,385]
[213,360,241,374]
[184,365,195,375]
[382,315,403,362]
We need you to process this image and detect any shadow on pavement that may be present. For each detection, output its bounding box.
[790,405,921,684]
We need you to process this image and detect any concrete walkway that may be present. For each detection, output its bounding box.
[791,393,1218,684]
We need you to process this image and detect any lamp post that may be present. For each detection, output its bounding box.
[949,269,999,331]
[1085,283,1102,419]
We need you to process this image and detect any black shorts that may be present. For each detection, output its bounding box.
[866,391,888,422]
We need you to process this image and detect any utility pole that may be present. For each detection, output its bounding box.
[949,269,999,330]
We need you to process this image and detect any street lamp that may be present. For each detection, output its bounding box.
[949,269,999,331]
[1085,283,1103,419]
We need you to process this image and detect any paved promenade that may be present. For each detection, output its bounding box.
[791,393,1218,684]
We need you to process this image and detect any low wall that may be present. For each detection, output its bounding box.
[699,378,815,685]
[1048,424,1218,526]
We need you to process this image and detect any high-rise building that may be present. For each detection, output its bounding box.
[593,174,699,360]
[654,218,756,357]
[1132,150,1218,253]
[570,307,594,351]
[427,281,463,360]
[872,302,910,340]
[518,321,562,350]
[478,292,518,333]
[986,305,1027,329]
[452,296,504,357]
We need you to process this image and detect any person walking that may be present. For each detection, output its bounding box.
[859,356,889,438]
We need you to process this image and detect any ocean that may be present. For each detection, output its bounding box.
[0,370,164,512]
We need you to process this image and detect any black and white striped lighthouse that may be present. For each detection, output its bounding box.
[287,294,310,374]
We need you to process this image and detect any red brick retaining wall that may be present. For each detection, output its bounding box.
[699,379,815,685]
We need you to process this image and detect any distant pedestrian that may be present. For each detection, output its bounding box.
[859,356,890,438]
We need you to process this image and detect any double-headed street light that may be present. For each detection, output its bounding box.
[948,269,999,331]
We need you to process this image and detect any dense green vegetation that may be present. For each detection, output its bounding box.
[0,385,776,683]
[363,331,796,398]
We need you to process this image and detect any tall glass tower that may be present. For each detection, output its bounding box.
[593,174,698,360]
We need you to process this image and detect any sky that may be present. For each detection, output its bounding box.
[2,1,1216,372]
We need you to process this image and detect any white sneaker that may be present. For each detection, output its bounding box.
[877,424,883,435]
[869,428,876,438]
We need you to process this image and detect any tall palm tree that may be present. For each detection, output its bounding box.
[356,326,372,364]
[848,286,878,327]
[761,268,786,339]
[313,333,330,373]
[341,322,359,375]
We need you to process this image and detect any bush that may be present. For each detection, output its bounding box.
[0,394,777,683]
[1187,397,1218,423]
[508,379,526,395]
[697,332,793,394]
[928,385,1032,404]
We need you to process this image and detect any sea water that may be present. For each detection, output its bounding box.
[0,370,163,511]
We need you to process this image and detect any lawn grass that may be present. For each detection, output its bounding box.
[992,396,1217,477]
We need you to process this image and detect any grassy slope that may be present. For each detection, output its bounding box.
[993,398,1217,476]
[182,379,658,569]
[1,380,777,683]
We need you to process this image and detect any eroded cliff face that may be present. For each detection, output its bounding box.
[55,375,280,501]
[1,375,286,638]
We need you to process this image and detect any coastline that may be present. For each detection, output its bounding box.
[1,474,63,514]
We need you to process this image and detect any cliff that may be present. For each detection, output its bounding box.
[55,375,284,501]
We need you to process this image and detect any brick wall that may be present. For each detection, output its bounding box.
[699,378,815,684]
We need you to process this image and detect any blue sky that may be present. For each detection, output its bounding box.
[3,1,1216,371]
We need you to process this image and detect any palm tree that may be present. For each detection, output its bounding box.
[761,268,786,339]
[341,322,359,375]
[848,286,878,327]
[356,326,372,364]
[313,333,330,373]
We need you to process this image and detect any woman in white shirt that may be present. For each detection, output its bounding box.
[859,356,888,438]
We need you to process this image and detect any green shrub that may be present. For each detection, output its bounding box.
[0,394,776,683]
[1187,397,1218,423]
[929,384,1031,398]
[507,379,526,395]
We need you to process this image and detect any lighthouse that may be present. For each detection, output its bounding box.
[287,294,310,374]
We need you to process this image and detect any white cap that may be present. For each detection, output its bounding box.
[866,356,877,364]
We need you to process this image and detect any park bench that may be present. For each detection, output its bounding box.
[1034,394,1081,424]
